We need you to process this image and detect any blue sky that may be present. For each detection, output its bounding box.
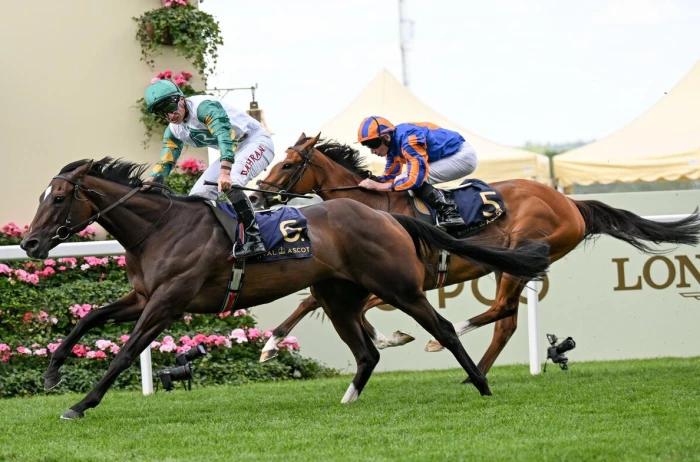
[201,0,700,150]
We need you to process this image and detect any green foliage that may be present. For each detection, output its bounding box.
[165,170,199,194]
[134,5,223,77]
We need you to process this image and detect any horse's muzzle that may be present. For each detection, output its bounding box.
[20,236,50,259]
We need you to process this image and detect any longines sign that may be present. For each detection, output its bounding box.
[438,253,700,307]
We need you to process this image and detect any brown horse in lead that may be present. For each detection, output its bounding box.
[20,155,550,419]
[252,135,700,371]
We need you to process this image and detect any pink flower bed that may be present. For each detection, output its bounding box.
[0,330,300,363]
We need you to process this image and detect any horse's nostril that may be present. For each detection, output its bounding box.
[20,239,38,251]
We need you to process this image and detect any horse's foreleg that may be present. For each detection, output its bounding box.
[44,290,143,390]
[386,291,491,396]
[61,301,175,420]
[260,294,320,362]
[425,274,524,353]
[360,296,416,349]
[477,313,518,375]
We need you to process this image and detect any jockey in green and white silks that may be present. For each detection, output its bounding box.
[144,79,273,259]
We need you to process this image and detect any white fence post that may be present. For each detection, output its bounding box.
[139,349,154,395]
[526,280,541,375]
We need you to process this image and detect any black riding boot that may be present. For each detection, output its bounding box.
[227,188,267,259]
[415,183,463,228]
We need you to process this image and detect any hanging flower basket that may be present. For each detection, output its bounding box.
[134,1,223,77]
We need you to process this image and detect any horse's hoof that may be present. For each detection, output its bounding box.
[424,339,444,352]
[43,371,62,391]
[480,386,493,397]
[259,349,278,363]
[392,330,415,346]
[60,409,84,420]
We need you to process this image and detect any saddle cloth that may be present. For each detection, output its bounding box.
[413,179,506,235]
[208,202,313,261]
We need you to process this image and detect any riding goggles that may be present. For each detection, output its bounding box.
[152,95,181,115]
[361,138,383,149]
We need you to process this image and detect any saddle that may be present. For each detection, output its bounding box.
[205,201,313,262]
[409,179,506,237]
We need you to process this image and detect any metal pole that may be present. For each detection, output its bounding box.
[398,0,411,87]
[526,280,541,375]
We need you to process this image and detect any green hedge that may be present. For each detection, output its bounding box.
[0,164,336,398]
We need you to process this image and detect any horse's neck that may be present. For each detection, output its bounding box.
[314,164,414,215]
[86,178,188,250]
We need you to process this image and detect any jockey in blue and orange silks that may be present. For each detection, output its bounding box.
[357,116,478,227]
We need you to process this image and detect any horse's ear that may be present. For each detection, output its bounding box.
[294,132,307,146]
[309,132,321,147]
[71,160,94,181]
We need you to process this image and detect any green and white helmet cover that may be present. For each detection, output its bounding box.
[144,79,184,112]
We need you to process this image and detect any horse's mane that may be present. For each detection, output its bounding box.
[60,157,148,187]
[313,140,378,180]
[59,157,205,202]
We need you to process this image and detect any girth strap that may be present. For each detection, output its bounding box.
[219,258,246,313]
[435,249,450,288]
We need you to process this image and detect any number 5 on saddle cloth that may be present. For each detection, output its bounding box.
[415,179,506,236]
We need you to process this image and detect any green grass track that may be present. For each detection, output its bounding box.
[1,357,698,462]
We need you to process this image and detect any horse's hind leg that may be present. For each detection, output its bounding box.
[360,297,415,349]
[44,290,143,390]
[311,280,378,404]
[260,293,321,362]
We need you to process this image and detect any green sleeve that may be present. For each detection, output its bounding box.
[196,100,238,163]
[149,127,183,178]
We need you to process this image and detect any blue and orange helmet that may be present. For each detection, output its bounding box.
[357,116,395,143]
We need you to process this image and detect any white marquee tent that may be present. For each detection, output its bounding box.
[318,70,551,186]
[553,61,700,187]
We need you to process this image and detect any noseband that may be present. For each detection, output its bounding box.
[256,145,314,201]
[50,174,141,242]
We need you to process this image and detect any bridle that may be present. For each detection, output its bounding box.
[50,174,172,249]
[256,145,365,203]
[256,145,316,201]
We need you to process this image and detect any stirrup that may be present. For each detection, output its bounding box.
[436,212,464,228]
[232,237,267,259]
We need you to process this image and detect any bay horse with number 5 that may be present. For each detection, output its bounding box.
[252,134,700,371]
[20,154,551,419]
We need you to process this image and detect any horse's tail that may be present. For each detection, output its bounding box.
[391,214,550,279]
[573,200,700,253]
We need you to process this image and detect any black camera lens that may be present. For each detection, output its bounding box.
[555,337,576,354]
[176,344,207,366]
[168,364,192,381]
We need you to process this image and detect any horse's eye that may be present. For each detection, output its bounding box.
[282,163,292,170]
[53,196,65,204]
